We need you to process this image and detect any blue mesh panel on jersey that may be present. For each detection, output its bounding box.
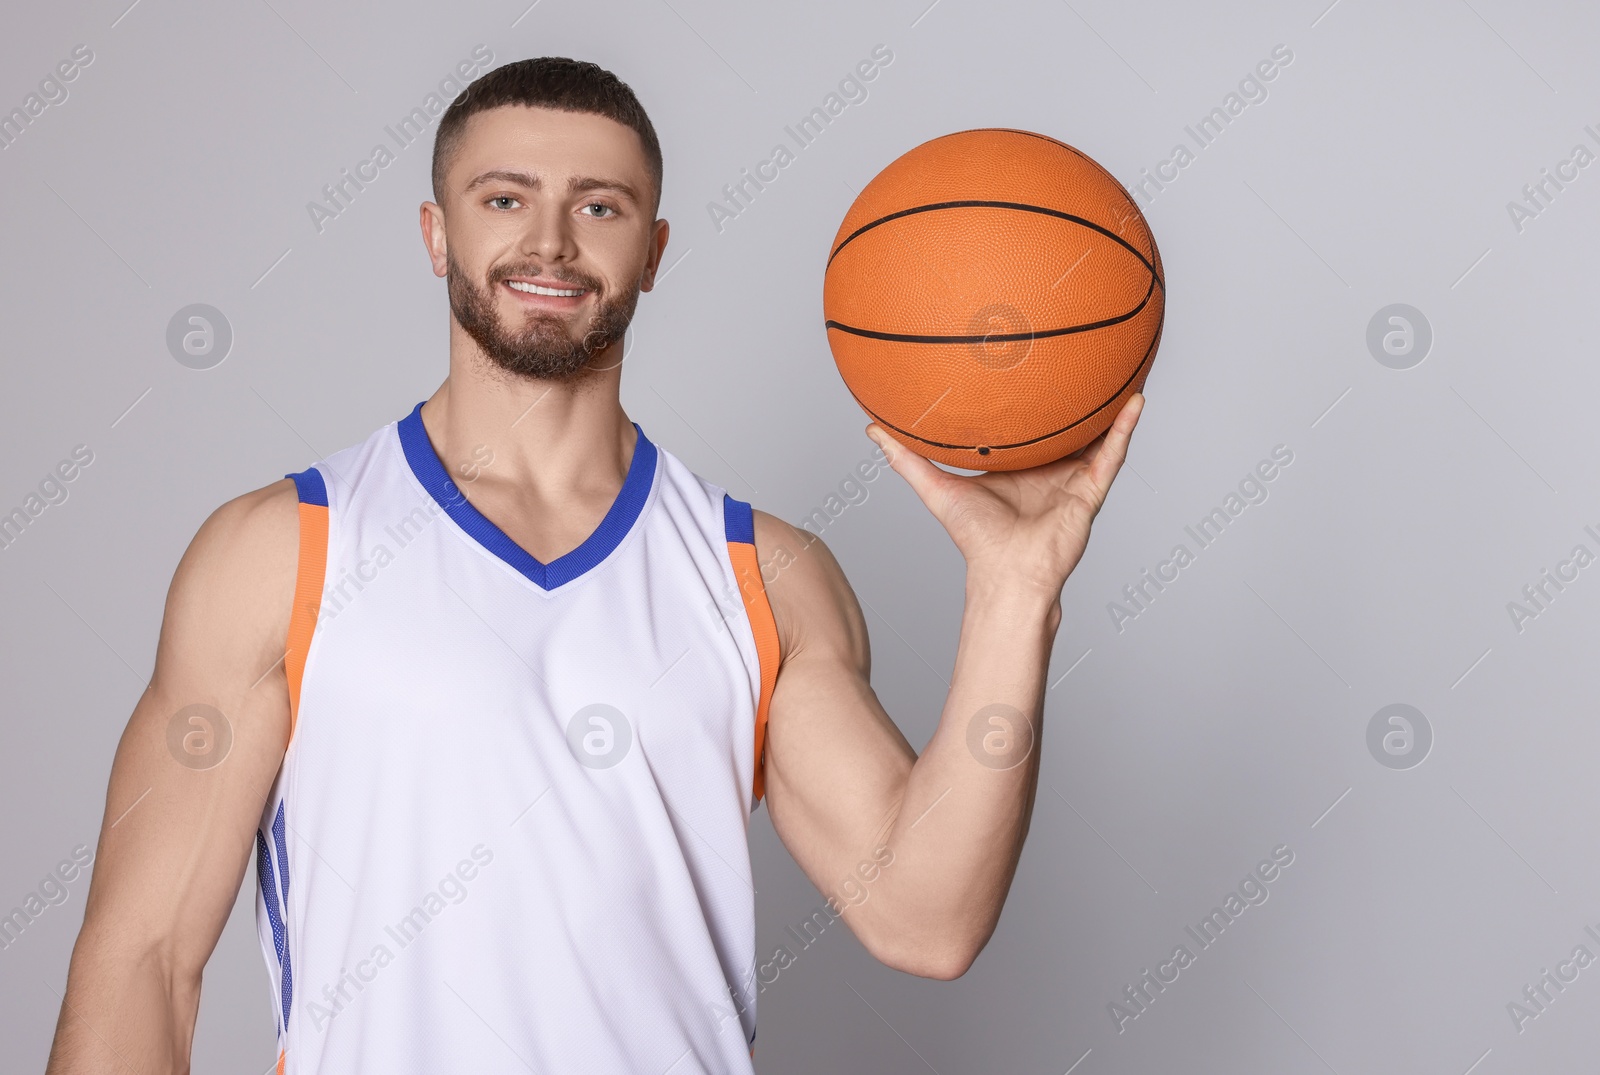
[256,828,290,1032]
[271,801,293,1020]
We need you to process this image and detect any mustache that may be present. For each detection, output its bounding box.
[490,264,602,293]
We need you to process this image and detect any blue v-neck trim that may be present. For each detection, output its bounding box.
[396,401,658,591]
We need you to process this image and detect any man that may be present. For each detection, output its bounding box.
[46,57,1143,1073]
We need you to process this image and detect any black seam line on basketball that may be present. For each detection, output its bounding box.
[827,199,1162,286]
[888,130,1161,269]
[984,129,1158,250]
[855,311,1162,452]
[827,200,1164,291]
[826,275,1153,344]
[970,129,1128,191]
[975,130,1144,210]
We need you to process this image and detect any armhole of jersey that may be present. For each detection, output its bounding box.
[722,494,780,804]
[285,467,329,746]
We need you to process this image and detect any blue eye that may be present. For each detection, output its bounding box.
[583,203,615,218]
[489,195,519,210]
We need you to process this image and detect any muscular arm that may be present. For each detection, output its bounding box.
[46,480,299,1073]
[758,397,1142,980]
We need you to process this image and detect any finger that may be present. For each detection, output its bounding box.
[1086,393,1144,493]
[865,424,954,508]
[1072,427,1110,465]
[1075,391,1143,466]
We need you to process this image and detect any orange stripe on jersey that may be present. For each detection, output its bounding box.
[727,539,780,802]
[285,499,328,741]
[275,1047,286,1074]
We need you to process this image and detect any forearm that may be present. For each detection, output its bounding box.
[47,929,199,1073]
[859,568,1062,976]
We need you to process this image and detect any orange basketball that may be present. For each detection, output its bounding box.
[823,128,1164,471]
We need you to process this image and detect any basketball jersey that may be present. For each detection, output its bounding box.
[252,401,780,1074]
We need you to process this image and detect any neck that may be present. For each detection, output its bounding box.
[420,328,636,503]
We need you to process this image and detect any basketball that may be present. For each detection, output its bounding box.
[823,128,1164,472]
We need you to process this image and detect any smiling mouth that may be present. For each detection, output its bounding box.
[505,280,587,297]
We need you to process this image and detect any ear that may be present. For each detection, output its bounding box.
[421,201,448,279]
[639,218,671,292]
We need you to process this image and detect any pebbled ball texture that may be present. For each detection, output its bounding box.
[823,128,1164,471]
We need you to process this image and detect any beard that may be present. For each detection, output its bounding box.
[446,249,639,382]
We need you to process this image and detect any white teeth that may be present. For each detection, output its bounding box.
[507,281,584,297]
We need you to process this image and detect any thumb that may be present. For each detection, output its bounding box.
[867,424,953,509]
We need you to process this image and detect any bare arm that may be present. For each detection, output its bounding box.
[46,480,299,1073]
[759,395,1144,980]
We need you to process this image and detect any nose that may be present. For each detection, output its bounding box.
[520,196,579,265]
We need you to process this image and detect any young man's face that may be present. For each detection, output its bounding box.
[426,104,667,382]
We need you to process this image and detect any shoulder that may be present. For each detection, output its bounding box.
[185,478,301,574]
[749,508,868,670]
[162,478,303,659]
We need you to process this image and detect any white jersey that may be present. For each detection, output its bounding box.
[253,401,780,1074]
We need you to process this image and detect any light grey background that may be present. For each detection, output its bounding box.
[3,0,1597,1071]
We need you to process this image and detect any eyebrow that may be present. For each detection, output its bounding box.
[462,169,641,204]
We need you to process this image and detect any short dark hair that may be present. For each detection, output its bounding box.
[431,57,663,213]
